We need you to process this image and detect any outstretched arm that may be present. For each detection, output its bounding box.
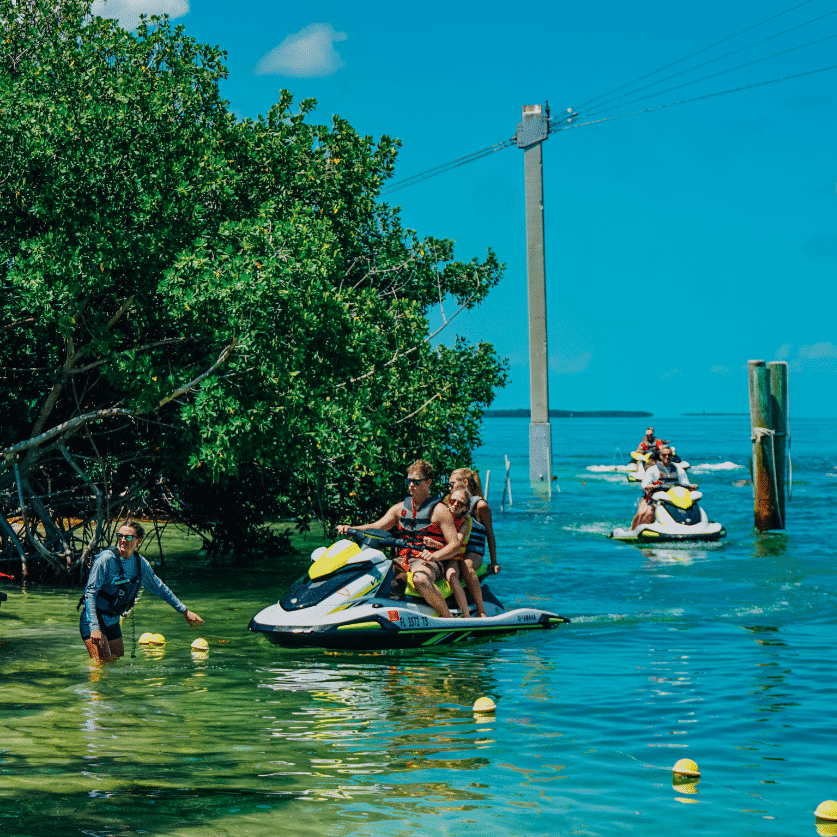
[337,502,402,535]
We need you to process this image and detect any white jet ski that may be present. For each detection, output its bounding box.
[249,528,568,649]
[626,450,690,483]
[610,485,726,543]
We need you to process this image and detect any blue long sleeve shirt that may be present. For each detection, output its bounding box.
[83,549,187,632]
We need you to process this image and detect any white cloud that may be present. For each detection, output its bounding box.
[797,341,837,360]
[90,0,189,24]
[549,352,592,375]
[774,343,793,361]
[660,368,682,379]
[255,23,347,78]
[709,364,729,375]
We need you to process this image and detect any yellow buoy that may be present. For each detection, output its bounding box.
[816,801,837,822]
[473,696,496,713]
[191,638,209,652]
[138,632,154,645]
[149,633,166,645]
[672,758,700,777]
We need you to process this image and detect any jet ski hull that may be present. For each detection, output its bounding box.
[249,530,569,650]
[249,602,568,650]
[609,524,726,543]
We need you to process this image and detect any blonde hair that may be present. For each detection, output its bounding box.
[449,468,483,499]
[448,487,472,507]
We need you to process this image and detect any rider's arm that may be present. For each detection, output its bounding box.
[336,503,402,534]
[675,465,697,489]
[640,466,659,491]
[423,505,462,561]
[476,500,499,570]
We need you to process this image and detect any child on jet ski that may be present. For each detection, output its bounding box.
[448,468,500,576]
[335,460,462,618]
[422,487,489,618]
[630,447,698,529]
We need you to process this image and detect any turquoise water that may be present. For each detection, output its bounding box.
[2,415,836,836]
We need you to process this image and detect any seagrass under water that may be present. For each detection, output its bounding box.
[1,415,835,837]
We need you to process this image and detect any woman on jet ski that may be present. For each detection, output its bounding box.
[631,447,697,528]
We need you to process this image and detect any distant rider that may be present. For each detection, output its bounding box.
[630,447,697,529]
[636,426,666,454]
[336,460,461,618]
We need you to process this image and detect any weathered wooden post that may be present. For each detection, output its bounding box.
[748,360,788,531]
[767,361,789,526]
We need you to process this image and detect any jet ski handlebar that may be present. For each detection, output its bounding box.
[344,527,411,550]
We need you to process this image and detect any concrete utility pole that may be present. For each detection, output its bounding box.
[517,104,552,486]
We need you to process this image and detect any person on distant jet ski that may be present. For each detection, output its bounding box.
[636,426,667,453]
[336,460,462,618]
[630,448,697,529]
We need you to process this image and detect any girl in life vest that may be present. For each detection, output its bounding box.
[448,468,500,575]
[424,487,489,618]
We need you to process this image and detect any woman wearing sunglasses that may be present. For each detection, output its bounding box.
[79,520,204,662]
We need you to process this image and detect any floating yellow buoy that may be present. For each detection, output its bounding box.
[149,633,166,645]
[473,696,496,713]
[816,801,837,822]
[672,758,700,777]
[817,823,837,837]
[138,632,154,645]
[191,638,209,652]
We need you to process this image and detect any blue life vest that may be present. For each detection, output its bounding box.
[466,496,487,556]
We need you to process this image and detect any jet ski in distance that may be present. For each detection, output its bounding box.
[626,449,690,483]
[610,485,726,543]
[249,528,569,650]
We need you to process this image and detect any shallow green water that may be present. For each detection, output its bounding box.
[2,416,836,836]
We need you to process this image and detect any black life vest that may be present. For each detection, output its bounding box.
[397,496,442,559]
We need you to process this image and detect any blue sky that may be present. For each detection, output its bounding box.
[94,0,837,417]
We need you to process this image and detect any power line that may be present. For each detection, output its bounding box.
[576,0,818,110]
[380,140,515,196]
[583,30,837,120]
[553,63,837,133]
[584,7,837,117]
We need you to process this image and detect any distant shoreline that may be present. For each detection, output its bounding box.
[682,412,749,416]
[483,409,652,418]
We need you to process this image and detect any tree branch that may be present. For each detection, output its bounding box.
[157,340,237,409]
[395,383,453,425]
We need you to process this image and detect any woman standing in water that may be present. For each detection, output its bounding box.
[79,520,204,662]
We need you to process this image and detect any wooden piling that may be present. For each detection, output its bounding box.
[767,361,789,526]
[748,360,787,531]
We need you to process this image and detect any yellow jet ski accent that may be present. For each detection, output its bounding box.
[310,541,362,580]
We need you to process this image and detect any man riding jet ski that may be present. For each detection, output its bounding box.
[611,447,725,543]
[248,527,568,649]
[248,460,568,649]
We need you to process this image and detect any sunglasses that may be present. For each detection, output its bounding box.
[116,533,136,542]
[449,500,467,509]
[405,477,426,486]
